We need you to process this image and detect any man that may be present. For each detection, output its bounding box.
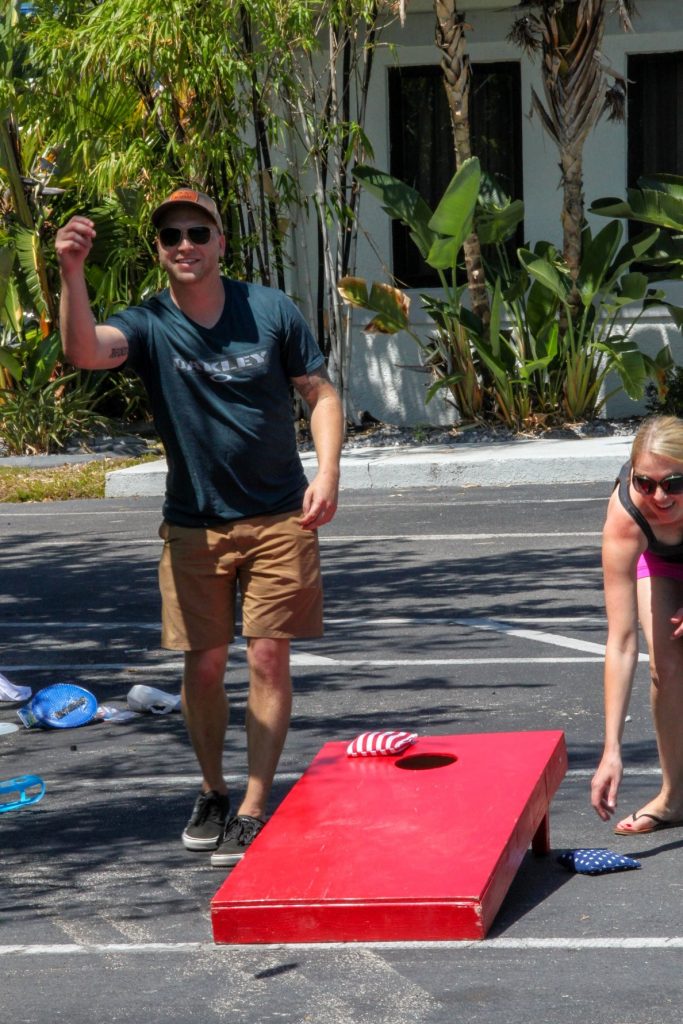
[55,188,343,866]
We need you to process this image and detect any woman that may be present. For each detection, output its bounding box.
[592,415,683,835]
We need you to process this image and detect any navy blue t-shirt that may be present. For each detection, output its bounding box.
[106,278,324,526]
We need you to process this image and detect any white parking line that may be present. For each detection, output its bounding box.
[0,936,682,955]
[1,614,648,670]
[450,616,610,655]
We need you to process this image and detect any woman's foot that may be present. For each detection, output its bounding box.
[614,803,683,835]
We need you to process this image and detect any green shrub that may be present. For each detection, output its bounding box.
[0,371,113,455]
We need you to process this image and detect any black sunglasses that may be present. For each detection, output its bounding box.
[632,472,683,496]
[157,225,213,247]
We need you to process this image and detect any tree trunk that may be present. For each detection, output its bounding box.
[560,148,585,318]
[434,0,490,330]
[518,0,613,312]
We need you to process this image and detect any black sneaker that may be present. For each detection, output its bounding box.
[182,790,231,851]
[210,814,265,866]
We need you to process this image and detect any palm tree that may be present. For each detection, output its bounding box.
[433,0,490,328]
[509,0,637,313]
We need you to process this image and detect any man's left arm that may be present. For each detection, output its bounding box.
[291,366,344,530]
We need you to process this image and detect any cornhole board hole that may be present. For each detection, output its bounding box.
[211,730,567,944]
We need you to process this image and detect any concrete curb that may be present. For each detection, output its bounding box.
[103,434,635,497]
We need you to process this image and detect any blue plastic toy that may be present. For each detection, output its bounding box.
[19,684,98,729]
[0,775,46,812]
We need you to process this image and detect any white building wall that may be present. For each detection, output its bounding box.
[335,0,683,425]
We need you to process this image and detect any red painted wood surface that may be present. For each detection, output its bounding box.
[212,731,567,943]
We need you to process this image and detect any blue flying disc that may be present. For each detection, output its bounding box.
[28,684,98,729]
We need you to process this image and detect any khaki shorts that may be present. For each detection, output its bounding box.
[157,510,323,651]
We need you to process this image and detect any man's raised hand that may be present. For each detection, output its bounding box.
[55,216,96,276]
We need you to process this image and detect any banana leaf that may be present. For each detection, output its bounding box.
[597,338,649,400]
[421,291,478,336]
[13,224,48,317]
[577,220,622,307]
[654,299,683,332]
[638,174,683,200]
[517,248,569,301]
[0,242,14,314]
[366,283,411,334]
[532,319,560,365]
[426,235,462,271]
[591,189,683,232]
[615,272,648,303]
[475,199,524,246]
[337,277,410,334]
[428,158,480,249]
[24,333,62,389]
[502,266,529,304]
[337,276,369,308]
[489,277,503,362]
[525,278,559,342]
[643,233,683,268]
[352,165,436,260]
[605,228,660,288]
[1,275,21,335]
[0,346,22,382]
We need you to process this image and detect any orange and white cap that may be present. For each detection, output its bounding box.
[151,188,222,231]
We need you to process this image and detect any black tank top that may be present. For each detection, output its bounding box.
[616,461,683,561]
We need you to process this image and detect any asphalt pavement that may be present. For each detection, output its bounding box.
[3,449,683,1024]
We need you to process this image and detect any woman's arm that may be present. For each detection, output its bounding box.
[590,490,645,820]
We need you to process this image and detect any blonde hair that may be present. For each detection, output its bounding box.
[631,416,683,465]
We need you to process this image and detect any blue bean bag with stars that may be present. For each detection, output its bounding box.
[557,848,641,875]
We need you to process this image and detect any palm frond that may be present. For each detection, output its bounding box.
[603,79,627,122]
[612,1,637,32]
[507,16,541,56]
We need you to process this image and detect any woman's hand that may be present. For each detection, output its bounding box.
[670,607,683,639]
[590,751,623,821]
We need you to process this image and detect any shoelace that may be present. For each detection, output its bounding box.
[193,792,225,825]
[227,815,263,846]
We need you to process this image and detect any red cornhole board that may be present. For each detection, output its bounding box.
[211,730,567,943]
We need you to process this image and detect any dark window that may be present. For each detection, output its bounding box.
[628,52,683,186]
[388,62,523,287]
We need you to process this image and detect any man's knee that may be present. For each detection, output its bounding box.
[247,637,290,685]
[184,646,228,692]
